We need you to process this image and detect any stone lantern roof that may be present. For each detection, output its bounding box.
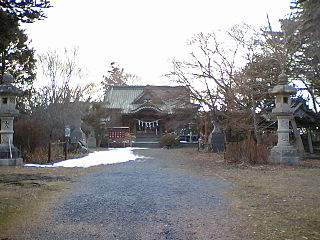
[0,85,23,96]
[269,73,297,96]
[0,72,23,96]
[2,72,14,83]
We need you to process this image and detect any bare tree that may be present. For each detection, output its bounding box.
[168,24,275,144]
[25,47,98,142]
[36,47,94,105]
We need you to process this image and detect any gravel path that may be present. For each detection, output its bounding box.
[11,148,238,240]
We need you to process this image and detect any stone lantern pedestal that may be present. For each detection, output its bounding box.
[268,73,299,164]
[0,72,23,166]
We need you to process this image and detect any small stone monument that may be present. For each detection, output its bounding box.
[0,72,23,166]
[87,130,97,148]
[70,126,85,144]
[268,73,299,164]
[210,121,225,153]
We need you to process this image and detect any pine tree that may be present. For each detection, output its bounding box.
[101,62,140,92]
[289,0,320,110]
[0,0,51,86]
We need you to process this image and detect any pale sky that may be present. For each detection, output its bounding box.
[23,0,293,86]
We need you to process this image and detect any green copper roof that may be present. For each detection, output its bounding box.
[104,85,196,114]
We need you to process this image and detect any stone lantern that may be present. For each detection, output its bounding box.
[268,73,299,164]
[0,72,23,166]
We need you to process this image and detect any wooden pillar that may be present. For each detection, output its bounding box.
[133,120,137,135]
[291,117,304,159]
[64,141,68,160]
[307,128,314,154]
[48,142,51,163]
[159,120,163,134]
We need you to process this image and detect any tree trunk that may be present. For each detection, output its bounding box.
[310,89,318,113]
[97,137,102,148]
[251,96,261,145]
[1,51,6,84]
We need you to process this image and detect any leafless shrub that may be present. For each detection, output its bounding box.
[22,147,48,164]
[14,116,49,154]
[159,134,180,148]
[224,138,269,165]
[14,116,67,164]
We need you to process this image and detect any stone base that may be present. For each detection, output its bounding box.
[0,145,20,159]
[268,145,299,164]
[0,145,23,166]
[0,158,23,166]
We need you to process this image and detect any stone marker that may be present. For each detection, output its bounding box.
[87,136,97,148]
[210,122,225,153]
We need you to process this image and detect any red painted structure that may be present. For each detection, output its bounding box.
[107,127,130,140]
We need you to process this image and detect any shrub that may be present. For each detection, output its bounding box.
[159,133,180,148]
[14,116,50,153]
[22,147,48,164]
[224,139,269,164]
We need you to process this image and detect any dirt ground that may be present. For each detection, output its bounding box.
[0,165,107,238]
[152,148,320,240]
[1,148,320,239]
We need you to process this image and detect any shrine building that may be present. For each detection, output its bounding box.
[103,85,198,136]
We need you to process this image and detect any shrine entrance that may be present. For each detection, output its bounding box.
[136,119,161,135]
[123,108,166,136]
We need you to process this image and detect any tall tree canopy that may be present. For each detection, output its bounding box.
[168,25,277,144]
[101,62,141,92]
[246,0,320,111]
[34,47,95,107]
[0,0,51,23]
[274,0,320,111]
[294,0,320,107]
[0,0,51,86]
[292,0,320,41]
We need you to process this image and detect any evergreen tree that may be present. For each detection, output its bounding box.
[257,0,320,111]
[0,0,51,23]
[101,62,140,92]
[289,0,320,110]
[0,0,51,86]
[102,62,128,88]
[291,0,320,41]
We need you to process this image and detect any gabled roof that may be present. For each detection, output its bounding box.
[133,87,163,105]
[261,97,320,127]
[104,85,197,114]
[131,101,163,113]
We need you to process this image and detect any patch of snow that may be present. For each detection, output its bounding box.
[25,147,147,168]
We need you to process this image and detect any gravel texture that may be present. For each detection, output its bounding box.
[10,148,238,240]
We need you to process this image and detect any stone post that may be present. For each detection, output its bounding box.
[268,73,299,164]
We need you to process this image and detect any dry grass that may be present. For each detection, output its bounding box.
[0,149,108,238]
[0,165,106,238]
[223,166,320,240]
[1,147,320,240]
[159,148,320,240]
[224,139,269,164]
